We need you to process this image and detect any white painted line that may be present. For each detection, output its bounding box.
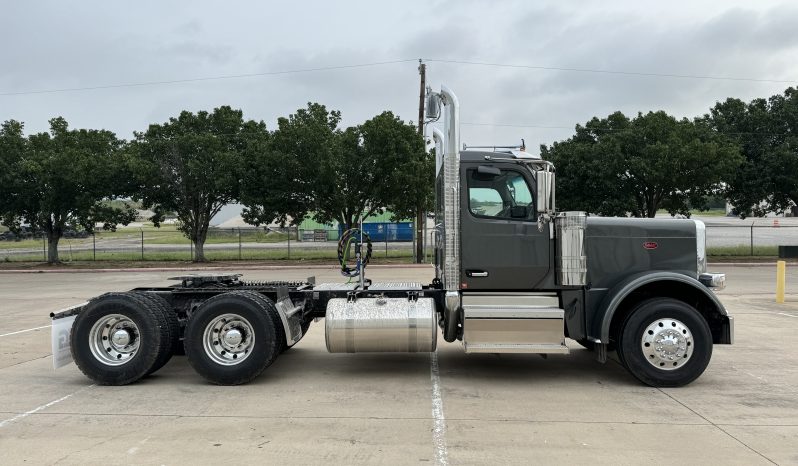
[777,312,798,318]
[430,351,449,466]
[0,385,94,428]
[0,325,50,338]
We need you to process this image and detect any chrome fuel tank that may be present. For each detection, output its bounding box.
[325,297,437,353]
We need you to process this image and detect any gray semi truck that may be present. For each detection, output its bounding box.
[50,86,731,387]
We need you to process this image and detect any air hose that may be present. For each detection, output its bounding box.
[337,228,372,278]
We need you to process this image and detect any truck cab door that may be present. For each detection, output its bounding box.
[460,163,551,290]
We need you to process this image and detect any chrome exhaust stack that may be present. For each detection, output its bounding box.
[439,86,461,292]
[432,126,445,282]
[433,86,462,342]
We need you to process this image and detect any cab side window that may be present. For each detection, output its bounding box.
[467,168,535,220]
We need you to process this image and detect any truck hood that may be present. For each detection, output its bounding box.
[586,216,698,239]
[583,216,701,291]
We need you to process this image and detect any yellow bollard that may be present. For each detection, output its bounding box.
[776,260,786,304]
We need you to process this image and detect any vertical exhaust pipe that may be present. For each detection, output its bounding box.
[439,86,461,342]
[439,85,460,292]
[431,126,445,281]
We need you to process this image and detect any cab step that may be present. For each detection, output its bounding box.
[462,293,569,354]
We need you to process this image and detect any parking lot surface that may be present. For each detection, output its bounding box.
[0,265,796,465]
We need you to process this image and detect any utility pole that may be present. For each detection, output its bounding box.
[415,59,426,263]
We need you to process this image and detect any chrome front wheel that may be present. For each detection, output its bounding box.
[640,318,693,370]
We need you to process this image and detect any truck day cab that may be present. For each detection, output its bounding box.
[51,86,731,387]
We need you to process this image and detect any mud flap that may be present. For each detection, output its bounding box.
[52,315,76,369]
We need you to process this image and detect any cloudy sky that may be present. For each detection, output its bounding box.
[2,0,798,153]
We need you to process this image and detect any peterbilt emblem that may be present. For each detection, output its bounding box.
[643,242,658,250]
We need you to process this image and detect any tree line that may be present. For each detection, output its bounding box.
[2,86,796,263]
[0,105,431,263]
[542,87,798,218]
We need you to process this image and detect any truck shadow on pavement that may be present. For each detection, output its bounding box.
[431,349,635,385]
[154,344,636,387]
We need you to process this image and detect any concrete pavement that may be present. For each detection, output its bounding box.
[0,265,796,464]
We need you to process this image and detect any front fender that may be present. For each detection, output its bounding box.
[596,271,728,343]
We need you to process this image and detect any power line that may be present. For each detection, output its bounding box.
[424,59,798,85]
[3,56,796,98]
[463,122,572,130]
[0,59,418,96]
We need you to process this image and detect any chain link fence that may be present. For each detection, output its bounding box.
[0,226,435,262]
[1,222,796,262]
[705,223,798,256]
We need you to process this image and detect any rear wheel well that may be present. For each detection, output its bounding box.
[608,281,726,348]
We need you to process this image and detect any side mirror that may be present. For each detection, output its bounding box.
[425,89,441,120]
[536,171,555,215]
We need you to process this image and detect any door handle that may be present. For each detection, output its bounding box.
[467,270,488,277]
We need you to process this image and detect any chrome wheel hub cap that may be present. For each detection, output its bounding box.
[203,313,254,366]
[641,318,693,371]
[89,314,140,366]
[223,328,243,346]
[111,329,131,346]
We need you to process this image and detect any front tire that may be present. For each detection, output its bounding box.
[184,291,283,385]
[618,298,712,387]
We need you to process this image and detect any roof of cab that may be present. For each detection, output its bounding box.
[459,149,542,162]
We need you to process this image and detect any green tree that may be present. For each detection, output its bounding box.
[706,87,798,217]
[361,112,431,261]
[542,111,742,218]
[242,105,429,231]
[0,118,136,263]
[241,103,339,228]
[130,107,267,262]
[0,121,26,218]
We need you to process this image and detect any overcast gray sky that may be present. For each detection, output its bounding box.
[2,0,798,152]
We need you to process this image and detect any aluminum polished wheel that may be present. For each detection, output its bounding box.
[641,318,693,370]
[88,314,141,366]
[203,313,255,366]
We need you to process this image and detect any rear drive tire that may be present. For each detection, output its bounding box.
[132,291,179,374]
[71,292,169,385]
[184,291,282,385]
[618,298,712,387]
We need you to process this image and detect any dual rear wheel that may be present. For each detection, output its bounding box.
[71,292,176,386]
[71,291,286,386]
[183,291,285,385]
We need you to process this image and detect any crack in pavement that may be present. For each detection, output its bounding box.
[603,358,779,464]
[657,388,778,465]
[0,353,51,371]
